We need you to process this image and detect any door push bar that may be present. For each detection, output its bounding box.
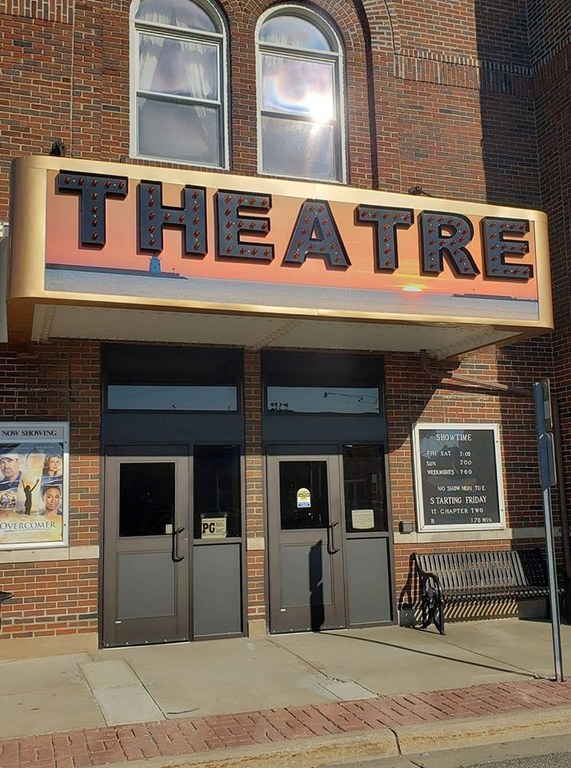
[172,526,186,562]
[327,521,340,555]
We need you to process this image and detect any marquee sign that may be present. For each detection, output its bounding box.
[7,156,552,335]
[53,171,532,282]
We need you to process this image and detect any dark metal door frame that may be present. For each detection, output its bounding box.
[102,445,191,647]
[266,441,397,633]
[267,446,346,633]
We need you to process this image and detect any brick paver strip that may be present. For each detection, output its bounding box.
[1,679,570,768]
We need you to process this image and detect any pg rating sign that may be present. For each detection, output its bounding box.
[200,515,227,539]
[412,423,505,532]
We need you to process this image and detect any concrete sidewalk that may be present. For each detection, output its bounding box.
[0,618,570,767]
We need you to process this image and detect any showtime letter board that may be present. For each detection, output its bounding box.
[413,423,505,532]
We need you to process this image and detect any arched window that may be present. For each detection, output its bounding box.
[257,7,345,182]
[131,0,228,168]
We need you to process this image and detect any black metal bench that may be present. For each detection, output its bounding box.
[414,548,555,635]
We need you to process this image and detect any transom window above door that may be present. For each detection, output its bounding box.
[257,8,346,182]
[131,0,228,168]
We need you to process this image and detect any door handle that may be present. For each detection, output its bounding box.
[172,526,185,562]
[327,521,340,554]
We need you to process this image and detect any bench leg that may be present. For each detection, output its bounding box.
[421,589,446,635]
[420,593,432,629]
[434,600,445,635]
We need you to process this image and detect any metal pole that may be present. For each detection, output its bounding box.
[542,483,564,682]
[534,380,564,683]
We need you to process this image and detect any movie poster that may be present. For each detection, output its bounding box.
[0,423,69,549]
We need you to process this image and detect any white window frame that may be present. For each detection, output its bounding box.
[256,5,347,183]
[130,0,229,169]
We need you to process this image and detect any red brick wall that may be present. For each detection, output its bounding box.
[244,351,266,626]
[528,0,571,64]
[0,1,545,207]
[389,0,531,65]
[0,341,100,638]
[532,18,571,569]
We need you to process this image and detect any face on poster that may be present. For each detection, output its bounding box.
[0,423,69,549]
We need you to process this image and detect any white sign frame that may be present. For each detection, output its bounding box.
[0,422,69,549]
[412,422,506,533]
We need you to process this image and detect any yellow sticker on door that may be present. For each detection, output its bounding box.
[297,487,311,508]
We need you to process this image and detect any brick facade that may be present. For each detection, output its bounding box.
[0,0,569,643]
[531,1,571,563]
[0,341,100,638]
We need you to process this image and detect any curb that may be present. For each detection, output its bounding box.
[79,730,398,768]
[395,704,571,754]
[95,705,571,768]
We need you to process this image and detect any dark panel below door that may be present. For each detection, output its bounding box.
[193,543,243,638]
[346,537,392,625]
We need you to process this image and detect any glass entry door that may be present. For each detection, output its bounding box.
[103,447,190,646]
[267,450,345,632]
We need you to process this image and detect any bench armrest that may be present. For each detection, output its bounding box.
[414,555,443,600]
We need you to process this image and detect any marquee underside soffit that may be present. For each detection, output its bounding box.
[30,303,525,360]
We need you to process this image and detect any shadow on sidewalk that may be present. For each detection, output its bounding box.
[323,628,536,678]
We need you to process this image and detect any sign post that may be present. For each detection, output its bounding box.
[533,379,564,683]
